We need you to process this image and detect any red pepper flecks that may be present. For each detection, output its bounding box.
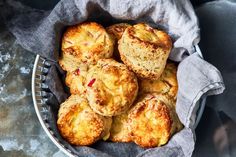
[73,68,80,75]
[87,79,96,87]
[149,95,155,100]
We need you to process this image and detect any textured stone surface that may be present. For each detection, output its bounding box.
[0,23,65,157]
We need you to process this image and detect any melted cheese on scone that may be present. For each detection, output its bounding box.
[86,59,138,116]
[57,95,112,146]
[59,22,114,72]
[128,94,182,148]
[139,62,178,99]
[109,111,132,142]
[65,64,89,95]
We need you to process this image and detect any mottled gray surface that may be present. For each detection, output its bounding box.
[0,23,66,157]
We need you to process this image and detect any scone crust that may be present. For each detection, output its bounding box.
[128,93,180,148]
[59,52,84,72]
[139,62,178,99]
[86,59,138,116]
[57,95,112,146]
[109,111,132,142]
[59,22,114,71]
[106,23,131,61]
[106,23,131,40]
[118,23,172,80]
[65,65,89,95]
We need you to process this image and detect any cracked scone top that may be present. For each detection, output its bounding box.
[128,93,182,148]
[118,23,172,80]
[57,95,112,146]
[86,59,138,116]
[59,22,114,72]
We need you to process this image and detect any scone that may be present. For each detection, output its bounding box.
[106,23,131,61]
[57,95,112,146]
[109,111,132,142]
[65,64,89,95]
[86,59,138,116]
[128,93,182,148]
[59,22,114,72]
[58,52,84,72]
[139,62,178,99]
[118,23,172,80]
[106,23,131,40]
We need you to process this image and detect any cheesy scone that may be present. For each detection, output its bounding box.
[58,52,83,72]
[86,59,138,116]
[65,64,89,95]
[118,23,172,80]
[57,95,112,146]
[106,23,131,40]
[106,23,131,61]
[139,62,178,99]
[59,22,114,72]
[109,111,132,142]
[128,93,182,148]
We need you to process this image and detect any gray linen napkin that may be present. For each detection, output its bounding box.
[3,0,225,156]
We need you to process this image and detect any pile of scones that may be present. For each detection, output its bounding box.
[57,22,183,148]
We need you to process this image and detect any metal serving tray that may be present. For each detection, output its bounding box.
[32,45,206,157]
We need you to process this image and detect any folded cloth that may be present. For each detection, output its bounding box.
[177,53,224,128]
[6,0,200,62]
[3,0,225,156]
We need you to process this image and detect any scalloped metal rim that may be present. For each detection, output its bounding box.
[32,45,206,157]
[32,56,74,157]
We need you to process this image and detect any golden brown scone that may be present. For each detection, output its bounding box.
[109,111,132,142]
[118,23,172,80]
[65,64,89,95]
[58,52,83,72]
[106,23,131,61]
[59,22,114,72]
[128,93,182,148]
[57,95,112,146]
[106,23,131,40]
[86,59,138,116]
[139,62,178,99]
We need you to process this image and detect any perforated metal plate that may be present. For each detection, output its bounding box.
[32,46,206,157]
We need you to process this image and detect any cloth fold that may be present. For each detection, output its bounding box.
[3,0,225,156]
[177,53,225,128]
